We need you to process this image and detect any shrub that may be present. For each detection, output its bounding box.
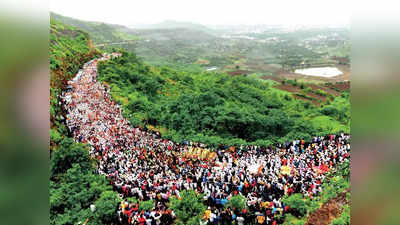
[314,89,328,97]
[50,138,93,176]
[330,205,350,225]
[169,190,206,225]
[139,199,155,211]
[50,129,62,144]
[94,191,121,224]
[304,87,312,93]
[283,214,307,225]
[282,194,307,217]
[226,194,246,210]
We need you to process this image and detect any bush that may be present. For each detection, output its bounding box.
[169,190,206,225]
[94,191,121,224]
[127,197,138,204]
[50,128,62,144]
[226,194,246,210]
[50,138,93,176]
[330,205,350,225]
[304,87,312,93]
[283,214,307,225]
[314,89,328,97]
[139,199,155,211]
[282,194,307,217]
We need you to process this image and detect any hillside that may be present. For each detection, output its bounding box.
[50,12,139,43]
[97,51,349,146]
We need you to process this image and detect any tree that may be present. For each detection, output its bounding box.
[50,136,120,225]
[226,194,246,210]
[50,138,93,177]
[94,191,120,224]
[282,194,308,217]
[139,199,155,211]
[169,190,206,225]
[50,164,117,225]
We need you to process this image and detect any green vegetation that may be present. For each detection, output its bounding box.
[51,12,139,44]
[97,52,349,147]
[50,138,120,225]
[282,161,350,225]
[314,88,328,97]
[283,214,307,225]
[226,194,247,210]
[139,199,155,211]
[330,205,350,225]
[320,92,350,125]
[282,194,309,217]
[169,190,206,225]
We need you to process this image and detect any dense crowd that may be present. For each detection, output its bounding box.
[62,53,350,225]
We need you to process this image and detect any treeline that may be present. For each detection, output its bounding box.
[97,52,349,147]
[50,138,120,225]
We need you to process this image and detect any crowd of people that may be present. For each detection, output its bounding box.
[62,53,351,225]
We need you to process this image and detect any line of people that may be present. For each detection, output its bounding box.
[61,53,350,225]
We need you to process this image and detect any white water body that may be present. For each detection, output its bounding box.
[295,67,343,77]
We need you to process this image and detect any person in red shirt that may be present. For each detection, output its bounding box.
[138,215,146,225]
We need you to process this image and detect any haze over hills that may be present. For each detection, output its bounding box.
[129,20,217,34]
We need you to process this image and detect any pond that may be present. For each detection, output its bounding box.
[294,67,343,77]
[206,67,218,71]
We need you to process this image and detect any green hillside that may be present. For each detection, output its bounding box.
[50,12,139,43]
[97,51,349,147]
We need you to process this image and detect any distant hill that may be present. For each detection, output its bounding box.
[131,20,217,34]
[50,12,139,43]
[135,27,216,42]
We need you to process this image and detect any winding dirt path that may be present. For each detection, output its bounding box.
[305,191,349,225]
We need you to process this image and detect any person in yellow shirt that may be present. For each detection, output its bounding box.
[204,207,211,220]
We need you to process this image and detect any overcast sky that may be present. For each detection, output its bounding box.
[50,0,351,26]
